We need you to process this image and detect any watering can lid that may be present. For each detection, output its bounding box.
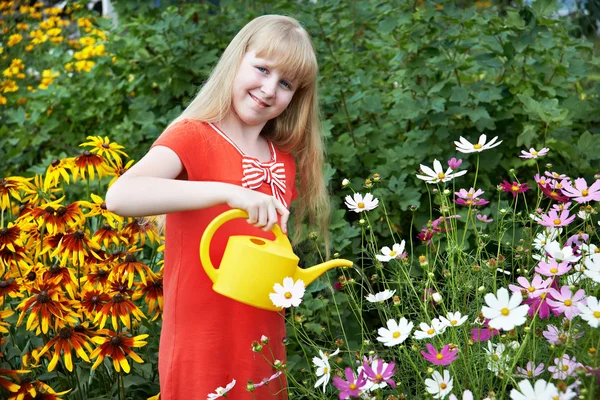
[229,234,300,261]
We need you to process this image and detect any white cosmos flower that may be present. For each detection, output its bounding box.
[485,342,510,375]
[376,318,413,347]
[544,240,581,263]
[207,379,236,399]
[532,228,561,251]
[365,289,396,303]
[509,379,559,400]
[312,348,340,393]
[449,390,474,400]
[416,159,467,184]
[345,193,379,213]
[454,134,502,153]
[375,241,405,262]
[481,288,529,331]
[425,370,453,399]
[439,311,468,328]
[413,318,446,340]
[583,253,600,283]
[577,296,600,328]
[269,277,305,308]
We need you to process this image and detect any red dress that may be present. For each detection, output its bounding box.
[152,119,296,399]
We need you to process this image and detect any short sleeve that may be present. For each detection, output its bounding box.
[151,119,206,177]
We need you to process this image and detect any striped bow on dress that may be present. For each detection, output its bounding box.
[242,157,287,208]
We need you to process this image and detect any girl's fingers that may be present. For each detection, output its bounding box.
[256,205,267,228]
[247,207,258,225]
[264,202,278,232]
[274,199,290,234]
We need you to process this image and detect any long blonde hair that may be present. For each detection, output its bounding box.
[165,15,330,250]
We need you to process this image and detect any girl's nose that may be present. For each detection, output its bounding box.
[261,77,278,98]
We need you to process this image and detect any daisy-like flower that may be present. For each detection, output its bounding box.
[43,158,74,191]
[476,214,493,223]
[539,208,576,227]
[424,370,453,399]
[92,223,128,248]
[269,277,305,308]
[532,228,561,251]
[0,223,23,252]
[207,379,236,399]
[544,241,581,263]
[455,187,485,200]
[413,318,446,340]
[90,330,148,373]
[416,159,467,184]
[35,326,94,372]
[548,354,580,380]
[79,288,111,320]
[515,361,545,379]
[0,176,33,210]
[107,159,135,187]
[508,274,552,298]
[51,227,102,267]
[80,136,128,164]
[9,379,71,400]
[560,177,600,203]
[510,379,558,400]
[375,241,405,262]
[498,180,531,198]
[439,311,468,328]
[454,134,502,153]
[542,324,583,345]
[547,286,586,320]
[16,284,79,334]
[122,217,161,246]
[30,198,86,236]
[344,192,378,213]
[577,295,600,328]
[362,358,396,389]
[110,252,153,288]
[332,367,367,400]
[519,147,549,159]
[93,292,146,330]
[312,348,340,393]
[583,253,600,283]
[449,390,473,400]
[481,288,529,331]
[535,259,572,278]
[253,372,281,389]
[485,342,510,374]
[0,308,14,334]
[376,318,413,346]
[365,289,396,303]
[421,344,458,366]
[79,193,124,227]
[132,271,164,321]
[71,150,109,181]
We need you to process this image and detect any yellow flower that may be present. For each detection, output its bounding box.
[38,69,59,90]
[1,80,18,93]
[29,29,48,45]
[77,17,93,28]
[0,309,14,333]
[92,44,106,56]
[19,5,33,13]
[74,60,94,73]
[79,36,95,47]
[91,29,107,40]
[46,28,61,37]
[7,34,22,47]
[39,19,55,30]
[0,95,6,105]
[44,157,74,191]
[16,23,29,30]
[80,136,128,164]
[74,46,94,60]
[49,36,64,44]
[34,2,44,7]
[80,193,124,227]
[65,62,73,72]
[25,45,34,52]
[43,7,62,15]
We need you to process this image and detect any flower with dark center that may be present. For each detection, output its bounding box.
[90,330,148,373]
[35,326,94,372]
[16,285,78,334]
[111,250,152,288]
[51,227,101,266]
[31,200,85,235]
[80,193,124,227]
[94,291,145,330]
[80,136,128,164]
[72,150,108,181]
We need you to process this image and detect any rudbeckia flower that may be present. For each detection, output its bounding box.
[79,193,124,227]
[344,193,379,213]
[269,277,305,308]
[93,292,146,330]
[0,222,23,252]
[71,150,108,182]
[80,136,128,164]
[30,198,85,236]
[36,326,94,372]
[79,288,110,320]
[110,252,153,288]
[0,368,30,393]
[90,330,149,373]
[454,134,502,153]
[416,159,467,184]
[0,176,32,210]
[0,308,15,333]
[122,218,160,246]
[16,284,79,334]
[9,379,71,400]
[43,158,74,191]
[51,227,102,266]
[132,271,163,321]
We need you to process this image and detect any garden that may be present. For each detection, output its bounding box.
[0,0,599,399]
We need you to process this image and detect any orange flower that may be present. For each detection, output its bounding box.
[79,288,110,320]
[93,292,146,331]
[0,223,23,252]
[110,252,153,288]
[0,176,32,210]
[30,198,85,235]
[92,223,128,248]
[0,278,24,299]
[36,326,94,371]
[90,330,148,373]
[132,271,163,321]
[9,378,70,400]
[51,227,101,267]
[42,264,79,299]
[0,368,29,393]
[71,150,108,181]
[0,245,31,277]
[85,265,112,290]
[122,218,160,246]
[16,284,78,334]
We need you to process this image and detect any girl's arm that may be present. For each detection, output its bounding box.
[105,146,289,233]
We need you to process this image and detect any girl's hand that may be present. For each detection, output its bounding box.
[226,186,290,234]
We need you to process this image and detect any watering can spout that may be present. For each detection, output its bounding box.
[295,259,354,286]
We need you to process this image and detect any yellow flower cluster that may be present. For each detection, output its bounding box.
[2,58,25,79]
[38,69,59,90]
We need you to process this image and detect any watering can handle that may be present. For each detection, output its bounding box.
[199,208,287,283]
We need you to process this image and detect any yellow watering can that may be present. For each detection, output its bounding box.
[199,209,354,311]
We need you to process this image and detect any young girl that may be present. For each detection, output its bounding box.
[105,15,329,400]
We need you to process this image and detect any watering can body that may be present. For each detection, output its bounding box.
[199,209,353,311]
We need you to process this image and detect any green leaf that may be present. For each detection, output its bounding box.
[517,124,538,148]
[378,17,398,34]
[577,131,600,160]
[530,0,561,17]
[6,108,27,125]
[450,87,469,103]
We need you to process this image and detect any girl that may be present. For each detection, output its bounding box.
[106,15,329,400]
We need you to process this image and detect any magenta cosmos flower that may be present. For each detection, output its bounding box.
[361,359,396,388]
[421,344,458,366]
[499,180,531,197]
[520,147,549,159]
[539,208,576,227]
[561,177,600,203]
[508,274,552,298]
[448,158,462,169]
[333,367,367,399]
[547,286,586,320]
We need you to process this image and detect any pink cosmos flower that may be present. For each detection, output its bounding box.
[561,177,600,203]
[535,259,572,277]
[534,173,550,186]
[455,188,485,199]
[539,208,576,227]
[253,371,282,388]
[448,158,462,169]
[566,232,589,247]
[545,171,569,180]
[333,368,367,399]
[417,215,461,245]
[361,359,396,388]
[543,324,584,345]
[508,274,552,298]
[476,214,493,223]
[550,201,571,211]
[515,361,545,378]
[455,197,489,206]
[546,286,586,320]
[499,180,531,197]
[520,147,549,159]
[548,354,580,380]
[470,319,499,342]
[525,291,556,319]
[421,344,458,366]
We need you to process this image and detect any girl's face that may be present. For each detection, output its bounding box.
[230,50,297,128]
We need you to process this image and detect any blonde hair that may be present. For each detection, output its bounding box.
[164,15,330,252]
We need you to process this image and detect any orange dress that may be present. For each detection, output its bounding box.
[152,119,296,400]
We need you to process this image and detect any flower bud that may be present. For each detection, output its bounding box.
[427,272,435,278]
[393,295,400,306]
[359,218,365,225]
[246,381,255,392]
[419,255,428,267]
[364,178,373,188]
[524,326,531,332]
[431,188,438,194]
[588,347,596,356]
[260,335,269,344]
[432,292,442,303]
[372,173,381,182]
[443,189,451,195]
[308,231,318,240]
[342,178,350,187]
[545,163,552,168]
[426,367,433,374]
[363,339,371,345]
[478,285,485,292]
[499,208,507,214]
[393,81,399,88]
[333,252,340,258]
[409,205,418,211]
[251,341,262,352]
[472,264,481,272]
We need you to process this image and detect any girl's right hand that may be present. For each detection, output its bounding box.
[226,186,290,234]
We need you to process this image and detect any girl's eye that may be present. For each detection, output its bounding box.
[280,80,292,89]
[256,66,267,73]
